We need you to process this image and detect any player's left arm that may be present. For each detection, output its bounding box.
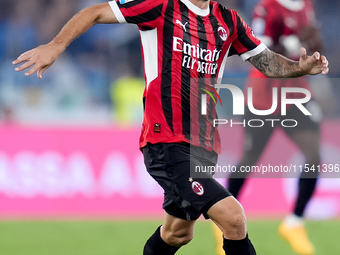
[247,47,329,78]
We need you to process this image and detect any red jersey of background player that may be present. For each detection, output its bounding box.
[109,0,265,153]
[247,0,317,112]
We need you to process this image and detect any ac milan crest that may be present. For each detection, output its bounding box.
[218,26,228,41]
[191,181,204,196]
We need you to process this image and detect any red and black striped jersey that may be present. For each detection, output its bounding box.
[109,0,266,153]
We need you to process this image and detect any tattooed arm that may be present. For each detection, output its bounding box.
[248,47,329,78]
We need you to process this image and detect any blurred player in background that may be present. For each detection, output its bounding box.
[12,0,328,254]
[213,0,323,254]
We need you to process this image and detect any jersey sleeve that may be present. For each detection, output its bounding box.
[229,11,267,61]
[108,0,164,28]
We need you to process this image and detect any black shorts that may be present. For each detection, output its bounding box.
[143,142,231,221]
[243,100,321,156]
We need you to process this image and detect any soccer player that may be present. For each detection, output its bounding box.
[213,0,324,254]
[12,0,328,254]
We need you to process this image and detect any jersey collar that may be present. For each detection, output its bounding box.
[180,0,210,17]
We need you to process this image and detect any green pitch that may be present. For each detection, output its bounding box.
[0,219,338,255]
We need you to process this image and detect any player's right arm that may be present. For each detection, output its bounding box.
[12,3,117,79]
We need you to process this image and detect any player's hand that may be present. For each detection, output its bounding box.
[299,47,329,75]
[12,42,64,79]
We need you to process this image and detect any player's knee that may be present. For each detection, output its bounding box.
[228,211,247,230]
[209,197,248,239]
[221,211,247,239]
[162,228,193,247]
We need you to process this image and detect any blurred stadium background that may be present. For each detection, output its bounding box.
[0,0,340,254]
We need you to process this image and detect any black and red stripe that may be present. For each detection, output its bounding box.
[161,0,175,134]
[179,1,191,140]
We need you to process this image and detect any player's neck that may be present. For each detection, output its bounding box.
[189,0,210,10]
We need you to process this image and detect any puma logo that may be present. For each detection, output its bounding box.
[176,20,188,32]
